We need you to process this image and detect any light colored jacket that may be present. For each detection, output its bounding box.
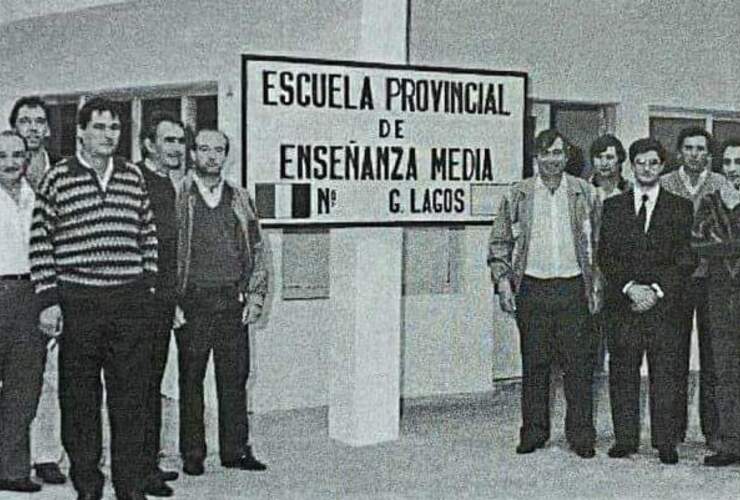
[175,174,268,307]
[487,174,603,313]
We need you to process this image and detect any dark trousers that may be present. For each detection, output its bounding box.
[177,287,250,463]
[58,282,152,495]
[515,276,595,448]
[608,304,679,450]
[0,280,46,481]
[143,292,175,474]
[706,274,740,455]
[674,278,716,443]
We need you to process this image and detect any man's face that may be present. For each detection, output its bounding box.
[679,135,710,174]
[722,146,740,187]
[78,110,121,159]
[15,105,49,152]
[632,150,665,187]
[192,130,227,177]
[536,137,567,178]
[0,134,28,188]
[147,121,185,170]
[592,146,621,180]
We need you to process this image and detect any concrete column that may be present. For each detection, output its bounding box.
[328,0,408,446]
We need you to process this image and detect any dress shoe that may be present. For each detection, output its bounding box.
[0,477,42,492]
[222,450,267,471]
[658,446,678,465]
[77,492,102,500]
[34,462,67,484]
[704,453,740,467]
[155,467,179,482]
[607,444,637,458]
[515,440,546,454]
[182,459,204,476]
[142,475,174,497]
[115,488,147,500]
[571,445,596,459]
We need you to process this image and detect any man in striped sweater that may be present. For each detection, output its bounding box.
[30,98,157,500]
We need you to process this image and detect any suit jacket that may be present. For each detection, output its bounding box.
[488,174,603,313]
[598,187,694,315]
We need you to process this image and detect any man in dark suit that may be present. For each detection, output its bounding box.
[599,137,694,464]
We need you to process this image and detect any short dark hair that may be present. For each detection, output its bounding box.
[192,128,230,156]
[77,97,121,129]
[534,128,571,157]
[139,111,184,157]
[676,127,713,152]
[9,96,50,128]
[629,137,667,163]
[0,129,29,151]
[589,134,626,164]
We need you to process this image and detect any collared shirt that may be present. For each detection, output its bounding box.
[0,178,35,274]
[144,158,178,187]
[633,183,660,233]
[677,166,708,198]
[192,172,224,209]
[76,152,114,192]
[524,176,581,279]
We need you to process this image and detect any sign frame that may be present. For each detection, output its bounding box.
[241,54,528,228]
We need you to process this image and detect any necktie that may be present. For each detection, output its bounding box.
[637,194,649,233]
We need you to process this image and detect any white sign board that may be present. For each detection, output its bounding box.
[243,55,527,225]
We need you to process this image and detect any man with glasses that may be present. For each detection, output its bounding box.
[489,128,602,459]
[600,138,694,464]
[661,127,727,448]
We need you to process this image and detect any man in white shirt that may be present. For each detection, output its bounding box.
[599,138,694,464]
[0,130,47,493]
[9,96,67,487]
[488,129,602,459]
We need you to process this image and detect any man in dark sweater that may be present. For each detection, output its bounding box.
[31,98,157,500]
[137,111,186,497]
[175,129,268,476]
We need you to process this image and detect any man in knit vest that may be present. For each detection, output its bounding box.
[137,111,186,497]
[10,96,68,488]
[660,127,728,449]
[175,129,268,476]
[30,98,158,500]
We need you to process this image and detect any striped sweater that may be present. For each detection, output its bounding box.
[30,155,158,308]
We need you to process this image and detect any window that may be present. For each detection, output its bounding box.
[41,82,218,163]
[649,106,740,172]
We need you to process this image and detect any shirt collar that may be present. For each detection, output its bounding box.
[192,171,225,207]
[634,182,660,202]
[678,166,708,194]
[535,174,564,194]
[76,152,114,187]
[0,177,34,209]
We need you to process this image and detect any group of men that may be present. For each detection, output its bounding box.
[0,96,268,500]
[489,126,739,466]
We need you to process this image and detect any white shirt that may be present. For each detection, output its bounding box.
[524,176,581,279]
[0,179,35,274]
[192,172,224,209]
[633,183,660,233]
[678,166,708,198]
[77,153,114,192]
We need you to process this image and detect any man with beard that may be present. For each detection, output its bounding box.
[137,111,186,497]
[488,129,602,459]
[661,127,726,448]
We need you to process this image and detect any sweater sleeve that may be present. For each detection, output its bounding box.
[138,180,159,287]
[30,172,60,310]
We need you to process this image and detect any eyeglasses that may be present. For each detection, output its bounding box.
[634,159,662,167]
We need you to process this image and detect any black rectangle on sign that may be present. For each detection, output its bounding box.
[255,183,276,218]
[292,183,311,218]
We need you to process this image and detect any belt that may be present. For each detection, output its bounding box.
[0,273,30,281]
